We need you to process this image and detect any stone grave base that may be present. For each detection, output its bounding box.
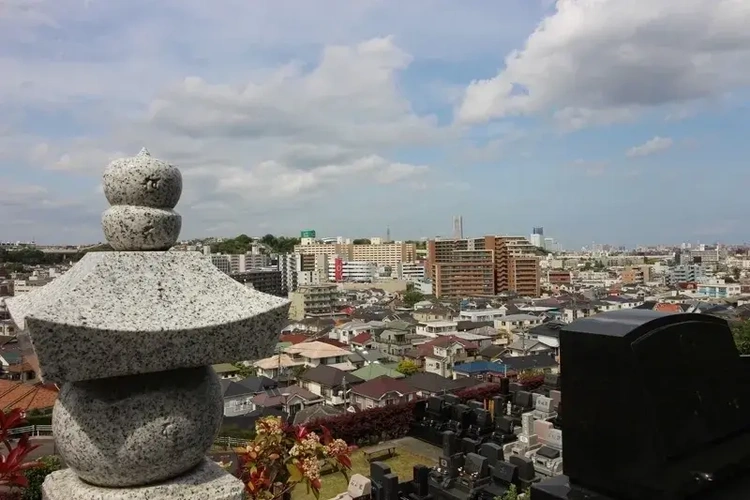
[43,458,246,500]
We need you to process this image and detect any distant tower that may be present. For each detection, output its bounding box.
[452,216,464,239]
[386,227,391,243]
[530,227,544,247]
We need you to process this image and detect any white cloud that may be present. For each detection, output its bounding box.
[457,0,750,128]
[626,136,673,158]
[1,34,444,238]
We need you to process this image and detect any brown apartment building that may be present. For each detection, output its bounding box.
[427,236,541,299]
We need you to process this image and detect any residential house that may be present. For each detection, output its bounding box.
[457,309,509,322]
[254,354,306,379]
[412,306,455,322]
[0,351,37,383]
[405,336,480,378]
[402,372,461,397]
[292,404,343,426]
[329,320,373,344]
[497,353,560,375]
[374,326,417,361]
[298,365,364,406]
[350,375,417,410]
[520,321,564,358]
[502,338,554,357]
[350,364,405,381]
[212,364,242,380]
[251,386,323,420]
[348,346,389,369]
[281,318,336,335]
[478,344,506,362]
[221,381,256,417]
[220,376,278,417]
[349,331,374,348]
[284,341,356,371]
[494,314,544,333]
[0,380,58,412]
[453,361,509,381]
[416,320,458,338]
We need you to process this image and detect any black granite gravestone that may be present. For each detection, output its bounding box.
[409,465,431,500]
[509,455,536,490]
[480,442,504,464]
[468,400,484,411]
[499,376,510,395]
[491,415,516,445]
[442,430,459,458]
[447,404,471,435]
[532,310,750,500]
[461,437,479,454]
[444,394,460,406]
[492,394,509,419]
[427,396,444,419]
[372,462,400,500]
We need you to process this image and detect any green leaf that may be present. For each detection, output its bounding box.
[287,463,303,483]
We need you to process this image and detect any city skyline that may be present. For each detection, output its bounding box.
[1,0,748,247]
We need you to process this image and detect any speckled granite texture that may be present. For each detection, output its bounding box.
[102,205,181,251]
[100,148,183,251]
[6,251,290,384]
[53,366,222,487]
[103,148,182,209]
[42,458,246,500]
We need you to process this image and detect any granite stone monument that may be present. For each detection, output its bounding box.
[7,148,290,499]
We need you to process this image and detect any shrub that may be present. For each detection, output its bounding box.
[308,401,418,447]
[21,456,61,500]
[307,377,546,445]
[241,416,355,500]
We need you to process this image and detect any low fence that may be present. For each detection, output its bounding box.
[9,425,247,447]
[214,436,250,448]
[9,424,53,436]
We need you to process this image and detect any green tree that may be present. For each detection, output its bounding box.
[233,363,255,379]
[732,267,741,280]
[353,239,371,244]
[732,321,750,355]
[396,359,420,376]
[402,290,424,307]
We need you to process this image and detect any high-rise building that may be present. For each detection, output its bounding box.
[427,236,541,298]
[530,227,544,248]
[452,216,464,239]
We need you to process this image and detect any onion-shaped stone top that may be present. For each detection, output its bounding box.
[101,148,183,251]
[103,148,182,209]
[5,252,290,384]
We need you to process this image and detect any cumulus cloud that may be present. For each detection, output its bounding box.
[626,136,674,158]
[457,0,750,128]
[0,6,452,240]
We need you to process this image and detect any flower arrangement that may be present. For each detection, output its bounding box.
[242,416,356,500]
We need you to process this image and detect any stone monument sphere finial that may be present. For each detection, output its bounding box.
[101,147,183,251]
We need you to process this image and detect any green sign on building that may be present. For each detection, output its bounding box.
[300,229,316,238]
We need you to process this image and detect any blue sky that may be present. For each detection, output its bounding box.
[1,0,748,248]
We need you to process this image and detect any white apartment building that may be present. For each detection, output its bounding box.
[210,250,270,275]
[396,262,425,281]
[458,308,509,322]
[697,281,742,298]
[278,253,298,293]
[328,260,376,283]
